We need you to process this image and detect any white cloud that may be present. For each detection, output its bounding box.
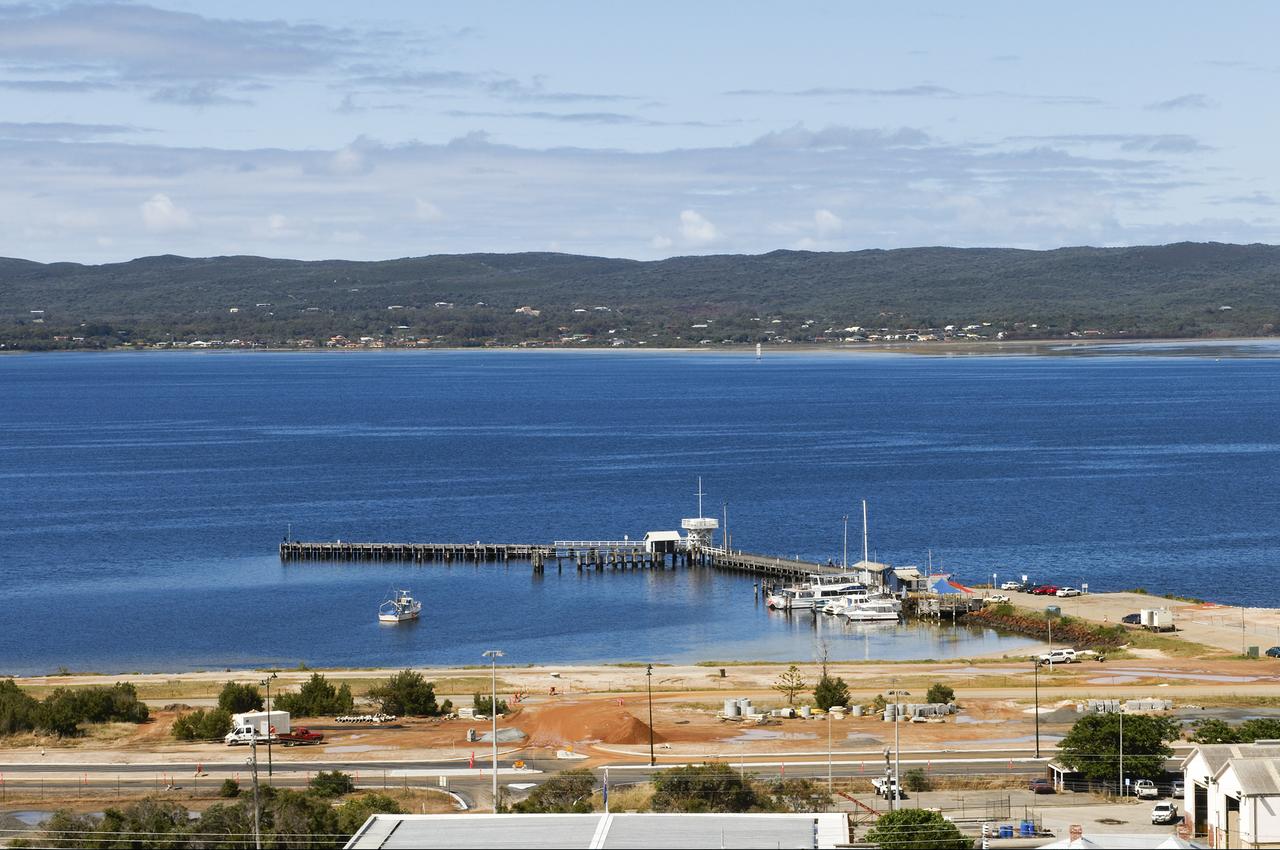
[414,199,444,221]
[814,209,843,236]
[679,210,719,245]
[139,193,192,231]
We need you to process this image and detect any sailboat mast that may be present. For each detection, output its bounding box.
[862,499,869,564]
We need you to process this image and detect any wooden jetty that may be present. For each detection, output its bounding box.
[279,540,839,581]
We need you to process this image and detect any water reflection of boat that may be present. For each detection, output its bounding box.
[378,590,422,623]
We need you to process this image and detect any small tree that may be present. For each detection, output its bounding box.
[309,770,356,797]
[925,683,955,705]
[813,674,850,711]
[219,778,240,798]
[772,665,807,707]
[1191,718,1238,744]
[903,768,932,792]
[651,763,761,813]
[171,708,232,741]
[217,682,263,714]
[275,673,355,717]
[1237,718,1280,742]
[511,769,595,813]
[473,693,509,716]
[1059,713,1178,786]
[865,809,970,850]
[367,670,441,716]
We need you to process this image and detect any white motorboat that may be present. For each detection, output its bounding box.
[767,574,866,610]
[378,589,422,623]
[841,598,902,622]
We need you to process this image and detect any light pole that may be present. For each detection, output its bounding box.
[259,673,277,777]
[1033,660,1042,759]
[1119,708,1125,799]
[887,680,910,806]
[646,664,655,767]
[483,649,504,812]
[248,736,261,850]
[827,707,833,795]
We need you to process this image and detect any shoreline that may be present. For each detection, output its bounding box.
[4,335,1280,358]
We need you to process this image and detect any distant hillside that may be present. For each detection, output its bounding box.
[3,242,1279,349]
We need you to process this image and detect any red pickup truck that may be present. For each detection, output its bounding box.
[277,727,325,746]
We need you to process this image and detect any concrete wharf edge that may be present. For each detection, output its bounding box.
[278,541,843,581]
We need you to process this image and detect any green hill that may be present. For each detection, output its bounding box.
[3,242,1279,349]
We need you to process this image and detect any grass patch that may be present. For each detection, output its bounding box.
[592,783,653,812]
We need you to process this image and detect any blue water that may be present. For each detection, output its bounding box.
[1,349,1277,675]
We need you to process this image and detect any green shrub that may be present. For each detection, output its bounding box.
[651,763,761,813]
[925,683,955,705]
[473,693,509,716]
[511,769,595,813]
[338,793,404,835]
[309,770,356,797]
[813,674,850,711]
[903,768,932,792]
[866,809,970,850]
[171,708,233,742]
[274,673,355,718]
[219,779,240,798]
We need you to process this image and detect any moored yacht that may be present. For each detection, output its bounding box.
[766,574,866,610]
[841,597,902,622]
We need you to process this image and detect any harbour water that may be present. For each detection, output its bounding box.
[2,348,1278,674]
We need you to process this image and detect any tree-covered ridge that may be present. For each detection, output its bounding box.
[3,242,1279,349]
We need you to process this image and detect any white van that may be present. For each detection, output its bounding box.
[224,725,275,746]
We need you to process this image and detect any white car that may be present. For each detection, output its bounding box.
[871,776,902,799]
[1038,648,1078,665]
[987,594,1011,603]
[1001,581,1024,591]
[1151,802,1178,824]
[1056,587,1081,597]
[1134,779,1159,799]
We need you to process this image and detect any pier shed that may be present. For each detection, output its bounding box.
[643,530,682,555]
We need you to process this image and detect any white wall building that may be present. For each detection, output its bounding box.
[1183,742,1280,847]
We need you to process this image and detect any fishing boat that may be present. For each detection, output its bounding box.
[378,590,422,623]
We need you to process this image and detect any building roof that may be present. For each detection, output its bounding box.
[642,530,683,542]
[346,813,848,849]
[1216,757,1280,796]
[892,567,923,580]
[1183,743,1280,776]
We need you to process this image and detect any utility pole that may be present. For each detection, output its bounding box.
[483,649,504,813]
[884,748,894,812]
[260,672,277,777]
[887,679,909,806]
[249,736,261,850]
[827,708,834,795]
[1119,709,1125,799]
[646,664,655,766]
[861,500,869,564]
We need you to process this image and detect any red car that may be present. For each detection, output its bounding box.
[1032,585,1060,595]
[277,727,325,746]
[1029,778,1055,794]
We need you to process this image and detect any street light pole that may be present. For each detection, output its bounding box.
[887,680,909,806]
[827,708,833,795]
[842,515,848,570]
[1119,708,1125,799]
[646,664,655,767]
[483,649,504,813]
[259,673,277,777]
[1033,660,1041,759]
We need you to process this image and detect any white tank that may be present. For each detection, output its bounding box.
[723,699,740,717]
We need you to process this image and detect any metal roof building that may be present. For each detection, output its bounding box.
[346,812,849,849]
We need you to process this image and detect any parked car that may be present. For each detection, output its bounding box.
[987,594,1011,603]
[1151,802,1179,824]
[1171,780,1185,798]
[1134,779,1160,799]
[1028,778,1055,794]
[1039,648,1078,665]
[1121,613,1143,625]
[1266,646,1280,658]
[1056,587,1081,598]
[277,726,325,746]
[1032,585,1060,596]
[1001,581,1025,591]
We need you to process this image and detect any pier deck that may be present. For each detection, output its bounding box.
[279,540,837,581]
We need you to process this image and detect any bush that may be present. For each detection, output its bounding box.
[768,778,830,812]
[925,683,955,705]
[0,680,40,735]
[219,778,240,798]
[473,693,509,716]
[511,769,595,813]
[217,682,263,714]
[274,673,355,718]
[338,793,404,835]
[903,768,932,792]
[813,675,850,711]
[171,708,232,742]
[866,809,970,850]
[651,763,761,813]
[310,770,356,797]
[367,670,441,716]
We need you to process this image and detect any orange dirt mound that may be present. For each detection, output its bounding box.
[520,700,666,748]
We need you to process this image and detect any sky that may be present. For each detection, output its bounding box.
[2,0,1279,263]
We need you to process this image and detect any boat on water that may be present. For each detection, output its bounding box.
[841,598,902,622]
[766,574,866,610]
[378,590,422,623]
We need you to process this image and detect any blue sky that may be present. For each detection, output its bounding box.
[2,1,1278,262]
